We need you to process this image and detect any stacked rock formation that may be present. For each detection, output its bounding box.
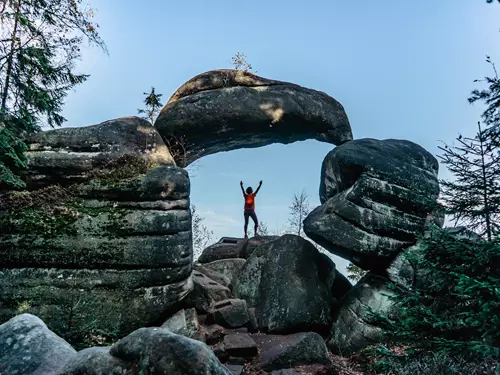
[304,138,441,272]
[301,138,442,354]
[166,234,340,374]
[0,117,193,343]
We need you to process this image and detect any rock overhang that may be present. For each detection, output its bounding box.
[154,69,353,166]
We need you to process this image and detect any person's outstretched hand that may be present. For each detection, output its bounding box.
[259,180,263,185]
[240,181,243,186]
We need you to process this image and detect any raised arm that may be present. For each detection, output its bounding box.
[254,180,263,195]
[240,181,246,195]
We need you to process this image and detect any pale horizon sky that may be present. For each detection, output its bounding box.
[57,1,500,276]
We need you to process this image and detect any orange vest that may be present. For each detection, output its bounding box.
[244,193,256,210]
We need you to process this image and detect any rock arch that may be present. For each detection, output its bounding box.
[154,70,353,167]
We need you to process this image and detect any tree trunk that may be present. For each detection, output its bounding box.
[1,0,21,114]
[478,122,492,241]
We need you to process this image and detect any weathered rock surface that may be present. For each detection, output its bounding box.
[186,271,232,313]
[223,331,258,357]
[155,69,353,166]
[198,237,247,263]
[225,364,244,375]
[328,273,398,354]
[206,299,250,328]
[253,332,332,372]
[204,324,226,345]
[25,116,175,188]
[202,258,247,286]
[161,308,204,342]
[194,263,231,287]
[59,327,232,375]
[233,235,334,334]
[0,118,192,343]
[305,138,440,271]
[332,269,353,301]
[242,235,280,259]
[0,314,76,375]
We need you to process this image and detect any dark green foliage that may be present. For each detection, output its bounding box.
[376,227,500,358]
[137,87,163,124]
[469,57,500,147]
[366,349,499,375]
[438,122,500,240]
[0,124,27,189]
[0,0,106,189]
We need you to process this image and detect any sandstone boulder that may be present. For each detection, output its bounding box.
[0,314,76,375]
[198,237,247,263]
[201,258,247,286]
[233,235,334,334]
[186,271,232,313]
[253,332,332,372]
[223,331,258,358]
[331,270,353,300]
[328,273,398,354]
[154,69,353,166]
[161,308,204,342]
[242,235,280,258]
[25,116,175,188]
[206,299,250,328]
[305,138,440,271]
[194,263,231,287]
[59,327,232,375]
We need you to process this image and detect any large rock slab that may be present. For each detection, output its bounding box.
[155,69,353,166]
[253,332,332,372]
[194,263,231,287]
[59,327,232,375]
[198,237,247,263]
[242,235,280,259]
[233,235,334,334]
[305,138,440,271]
[25,116,175,188]
[328,273,398,354]
[0,120,192,346]
[223,332,258,358]
[185,271,232,313]
[161,308,204,342]
[331,270,353,301]
[0,314,76,375]
[202,258,247,285]
[206,299,250,328]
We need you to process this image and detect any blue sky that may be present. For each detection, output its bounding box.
[60,1,500,274]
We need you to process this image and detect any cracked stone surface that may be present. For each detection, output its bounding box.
[328,273,398,354]
[304,138,441,272]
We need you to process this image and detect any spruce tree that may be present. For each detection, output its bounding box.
[137,87,163,124]
[469,57,500,147]
[438,122,500,240]
[0,0,106,189]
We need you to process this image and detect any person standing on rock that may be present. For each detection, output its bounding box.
[240,180,262,239]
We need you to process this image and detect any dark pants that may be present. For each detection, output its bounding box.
[244,209,258,235]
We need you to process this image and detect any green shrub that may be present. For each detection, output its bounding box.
[0,126,28,190]
[367,349,499,375]
[387,228,499,356]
